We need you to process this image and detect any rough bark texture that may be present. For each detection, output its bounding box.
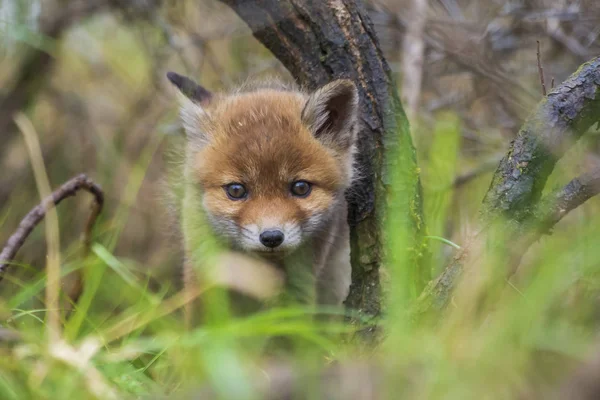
[217,0,425,318]
[481,57,600,223]
[414,57,600,316]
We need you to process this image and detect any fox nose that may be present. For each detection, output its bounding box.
[259,230,285,248]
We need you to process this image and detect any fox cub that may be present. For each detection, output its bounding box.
[167,72,359,309]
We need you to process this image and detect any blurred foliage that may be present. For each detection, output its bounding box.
[1,0,600,398]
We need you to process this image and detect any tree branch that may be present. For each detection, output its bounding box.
[536,40,547,96]
[0,174,104,278]
[414,56,600,316]
[481,57,600,223]
[535,167,600,234]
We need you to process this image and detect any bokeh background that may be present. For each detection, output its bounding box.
[3,0,599,285]
[2,1,600,397]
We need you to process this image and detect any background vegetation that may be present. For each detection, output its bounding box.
[1,0,600,398]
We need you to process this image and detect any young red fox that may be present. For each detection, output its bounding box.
[167,72,359,310]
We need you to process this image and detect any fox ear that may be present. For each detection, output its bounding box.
[166,71,212,105]
[301,79,359,152]
[167,72,212,146]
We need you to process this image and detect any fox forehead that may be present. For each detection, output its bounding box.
[193,90,343,192]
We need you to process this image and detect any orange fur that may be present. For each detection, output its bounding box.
[193,91,343,231]
[169,73,359,309]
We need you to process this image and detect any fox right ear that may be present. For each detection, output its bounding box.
[302,79,359,153]
[166,72,213,105]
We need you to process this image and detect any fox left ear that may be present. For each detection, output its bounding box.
[167,72,214,147]
[166,72,213,106]
[301,79,359,152]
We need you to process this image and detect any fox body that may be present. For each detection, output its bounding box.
[167,72,359,309]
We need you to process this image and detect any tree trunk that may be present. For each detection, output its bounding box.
[217,0,427,320]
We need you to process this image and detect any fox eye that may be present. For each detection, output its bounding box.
[224,183,247,200]
[291,181,312,197]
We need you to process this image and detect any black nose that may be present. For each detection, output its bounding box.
[259,230,284,248]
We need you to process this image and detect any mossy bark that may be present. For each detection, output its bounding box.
[218,0,426,321]
[481,57,600,223]
[414,56,600,317]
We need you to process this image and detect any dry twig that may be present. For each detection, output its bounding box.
[0,174,104,278]
[537,40,547,96]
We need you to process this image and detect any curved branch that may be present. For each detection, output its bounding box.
[0,174,104,277]
[536,167,600,233]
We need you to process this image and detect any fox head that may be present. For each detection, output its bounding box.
[168,72,359,256]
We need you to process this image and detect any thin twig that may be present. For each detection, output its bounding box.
[0,174,104,278]
[536,40,547,96]
[501,166,600,275]
[536,166,600,234]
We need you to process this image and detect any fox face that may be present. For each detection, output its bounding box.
[168,73,359,257]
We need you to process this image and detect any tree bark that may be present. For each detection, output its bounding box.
[414,57,600,317]
[217,0,426,319]
[481,57,600,223]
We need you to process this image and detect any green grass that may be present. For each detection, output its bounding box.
[1,112,599,400]
[2,4,600,398]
